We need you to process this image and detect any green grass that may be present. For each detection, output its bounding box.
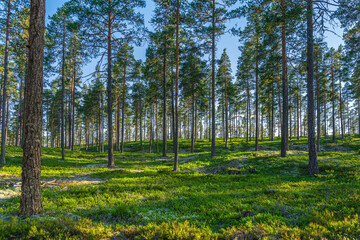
[0,135,360,239]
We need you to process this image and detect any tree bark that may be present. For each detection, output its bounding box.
[316,49,321,152]
[121,62,127,153]
[331,58,336,142]
[162,11,168,157]
[255,37,259,153]
[211,0,216,157]
[0,0,11,165]
[173,0,180,171]
[281,0,288,157]
[107,10,114,167]
[20,0,45,215]
[307,0,319,175]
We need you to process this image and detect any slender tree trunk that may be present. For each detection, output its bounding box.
[149,105,153,153]
[281,0,288,157]
[307,0,319,175]
[0,0,11,165]
[358,99,360,137]
[60,18,66,161]
[20,0,45,215]
[316,50,321,152]
[140,99,143,151]
[339,78,344,138]
[225,74,229,149]
[324,96,327,137]
[191,85,195,153]
[331,60,336,142]
[71,60,76,151]
[255,37,259,153]
[211,0,216,157]
[173,0,180,171]
[121,63,127,153]
[116,96,120,151]
[16,77,24,146]
[107,11,114,167]
[156,103,159,153]
[162,13,168,157]
[171,72,175,142]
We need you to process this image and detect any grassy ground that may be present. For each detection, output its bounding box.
[0,135,360,239]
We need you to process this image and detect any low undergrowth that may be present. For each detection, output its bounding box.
[0,136,359,239]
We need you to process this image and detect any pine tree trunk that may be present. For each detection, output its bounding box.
[140,99,143,151]
[281,0,288,157]
[255,38,259,152]
[339,78,344,138]
[60,18,66,161]
[162,14,168,157]
[107,11,114,167]
[316,51,321,152]
[191,86,195,153]
[211,0,216,157]
[121,63,126,153]
[173,0,180,171]
[324,96,327,137]
[0,0,11,165]
[306,0,319,175]
[331,61,336,142]
[20,0,45,215]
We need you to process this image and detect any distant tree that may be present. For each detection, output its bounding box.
[72,0,145,167]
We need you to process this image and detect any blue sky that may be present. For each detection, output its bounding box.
[46,0,344,78]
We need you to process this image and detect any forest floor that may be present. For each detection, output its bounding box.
[0,136,360,239]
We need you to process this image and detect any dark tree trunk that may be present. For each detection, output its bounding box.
[339,78,344,138]
[140,99,143,151]
[358,99,360,137]
[255,38,259,153]
[20,0,45,215]
[16,76,24,147]
[281,0,288,157]
[331,61,336,142]
[173,0,180,171]
[121,63,127,153]
[306,0,319,175]
[316,49,321,152]
[107,11,114,167]
[162,13,168,157]
[324,96,327,137]
[225,74,228,149]
[191,85,195,153]
[60,19,66,161]
[211,0,216,157]
[0,0,11,165]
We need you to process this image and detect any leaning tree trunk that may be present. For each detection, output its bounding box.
[306,0,319,175]
[20,0,45,216]
[0,0,11,165]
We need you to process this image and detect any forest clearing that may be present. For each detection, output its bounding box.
[1,136,360,239]
[1,0,360,239]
